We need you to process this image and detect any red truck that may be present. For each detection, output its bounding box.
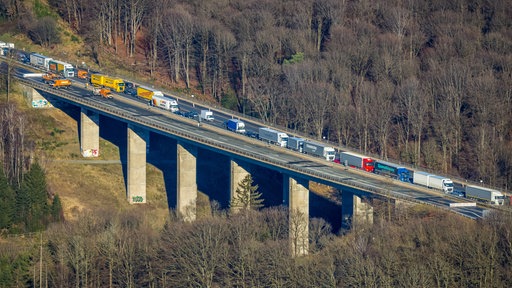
[337,151,375,172]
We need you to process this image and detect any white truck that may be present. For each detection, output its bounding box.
[151,95,179,112]
[287,137,304,152]
[302,141,336,161]
[226,119,246,133]
[413,171,454,193]
[465,185,505,205]
[30,53,53,70]
[200,110,214,122]
[258,128,288,147]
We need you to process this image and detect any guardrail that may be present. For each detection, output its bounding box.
[18,78,481,220]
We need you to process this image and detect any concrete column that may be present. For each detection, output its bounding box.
[80,108,99,157]
[284,175,309,257]
[341,192,373,229]
[230,158,250,213]
[177,142,197,221]
[127,124,148,204]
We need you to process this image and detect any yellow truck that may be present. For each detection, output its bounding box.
[136,86,164,101]
[90,74,125,92]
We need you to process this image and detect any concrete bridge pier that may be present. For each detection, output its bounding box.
[283,175,309,257]
[80,108,99,157]
[341,192,374,229]
[230,158,251,212]
[177,142,198,222]
[21,83,53,108]
[127,124,148,204]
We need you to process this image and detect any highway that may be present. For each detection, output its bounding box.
[9,61,494,220]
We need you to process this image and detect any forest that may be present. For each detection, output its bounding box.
[1,0,511,189]
[0,207,511,287]
[0,0,511,286]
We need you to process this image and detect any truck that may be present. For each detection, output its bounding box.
[412,172,453,193]
[200,110,214,122]
[136,86,163,100]
[90,74,126,92]
[49,79,72,89]
[92,87,113,99]
[0,42,14,49]
[428,175,454,193]
[373,160,410,182]
[151,95,179,112]
[302,141,336,161]
[48,60,75,77]
[287,137,304,152]
[226,119,246,133]
[29,53,52,70]
[77,69,89,80]
[339,151,375,172]
[258,128,288,147]
[42,72,60,84]
[465,185,505,205]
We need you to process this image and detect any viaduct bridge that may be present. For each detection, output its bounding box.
[18,78,482,256]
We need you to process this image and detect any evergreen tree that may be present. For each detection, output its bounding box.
[230,174,264,211]
[50,194,64,222]
[0,166,15,230]
[16,162,49,232]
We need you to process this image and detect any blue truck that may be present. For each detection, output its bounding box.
[373,160,411,182]
[226,119,246,134]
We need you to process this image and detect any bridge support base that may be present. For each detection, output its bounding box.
[341,192,373,229]
[284,175,309,257]
[177,142,197,221]
[127,124,147,204]
[230,158,251,213]
[80,108,99,157]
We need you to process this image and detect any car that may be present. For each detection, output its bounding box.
[173,110,185,117]
[184,110,198,119]
[124,82,137,96]
[245,130,258,138]
[450,190,465,197]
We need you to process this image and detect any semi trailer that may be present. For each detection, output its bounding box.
[90,74,126,92]
[136,86,164,100]
[151,95,179,112]
[29,53,52,70]
[339,151,375,172]
[48,60,75,77]
[302,141,336,161]
[413,171,454,193]
[258,128,288,147]
[465,185,504,205]
[374,160,410,182]
[287,137,305,152]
